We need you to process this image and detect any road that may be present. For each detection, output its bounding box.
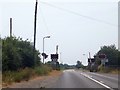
[5,69,119,89]
[50,69,118,89]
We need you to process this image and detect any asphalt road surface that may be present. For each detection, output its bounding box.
[50,69,118,89]
[6,69,119,90]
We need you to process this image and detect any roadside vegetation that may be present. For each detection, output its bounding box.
[70,45,120,74]
[2,36,120,85]
[2,65,52,85]
[88,45,120,74]
[98,65,120,74]
[2,36,52,85]
[96,45,120,73]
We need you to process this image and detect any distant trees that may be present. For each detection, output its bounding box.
[2,36,41,72]
[76,61,83,69]
[58,63,75,69]
[45,61,60,70]
[95,45,120,67]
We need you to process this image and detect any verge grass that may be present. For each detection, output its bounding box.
[98,65,120,74]
[2,65,52,85]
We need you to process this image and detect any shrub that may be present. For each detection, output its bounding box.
[13,68,33,82]
[2,71,15,84]
[3,68,33,83]
[2,65,52,85]
[35,65,52,76]
[2,36,41,72]
[98,65,119,73]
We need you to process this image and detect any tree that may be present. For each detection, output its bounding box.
[2,37,22,71]
[96,45,119,67]
[76,61,83,69]
[2,36,41,71]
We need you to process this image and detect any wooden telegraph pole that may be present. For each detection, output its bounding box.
[33,0,38,64]
[56,45,58,54]
[89,52,91,63]
[10,18,12,37]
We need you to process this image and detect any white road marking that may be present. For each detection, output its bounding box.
[63,69,75,72]
[80,73,114,90]
[90,73,118,81]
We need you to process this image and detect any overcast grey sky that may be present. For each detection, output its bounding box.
[0,0,118,65]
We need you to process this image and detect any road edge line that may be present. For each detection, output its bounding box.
[80,73,114,90]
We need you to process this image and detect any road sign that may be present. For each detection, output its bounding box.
[99,54,106,59]
[101,58,108,65]
[51,54,59,59]
[101,59,107,66]
[105,59,108,62]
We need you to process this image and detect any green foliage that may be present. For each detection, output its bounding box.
[76,61,84,69]
[59,63,76,70]
[2,36,41,71]
[96,45,119,66]
[60,64,69,69]
[45,61,60,70]
[2,36,53,85]
[2,71,14,84]
[6,68,32,82]
[2,65,52,84]
[98,65,119,73]
[34,65,52,75]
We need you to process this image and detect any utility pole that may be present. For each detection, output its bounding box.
[33,0,38,64]
[56,45,58,54]
[89,52,91,59]
[60,52,63,64]
[43,37,45,63]
[10,18,12,37]
[89,52,91,62]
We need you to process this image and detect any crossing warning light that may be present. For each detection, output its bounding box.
[51,54,58,59]
[42,53,48,59]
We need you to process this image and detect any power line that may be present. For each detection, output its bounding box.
[40,6,49,33]
[40,1,117,27]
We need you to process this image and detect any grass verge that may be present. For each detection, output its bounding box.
[2,65,52,86]
[98,65,120,74]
